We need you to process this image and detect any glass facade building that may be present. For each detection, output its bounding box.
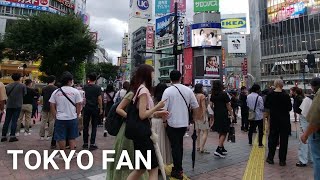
[258,0,320,89]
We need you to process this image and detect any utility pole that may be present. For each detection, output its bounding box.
[173,2,178,70]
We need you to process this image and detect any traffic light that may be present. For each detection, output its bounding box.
[307,54,315,68]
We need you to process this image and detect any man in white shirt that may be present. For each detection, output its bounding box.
[162,70,199,179]
[49,72,82,153]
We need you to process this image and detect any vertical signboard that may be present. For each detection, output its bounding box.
[242,58,248,76]
[146,25,154,49]
[170,0,186,14]
[155,0,170,15]
[184,25,192,48]
[194,0,219,13]
[130,0,152,19]
[183,48,193,85]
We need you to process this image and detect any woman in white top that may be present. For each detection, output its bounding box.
[113,81,130,103]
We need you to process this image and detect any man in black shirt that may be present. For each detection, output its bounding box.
[240,86,249,132]
[83,73,102,151]
[39,75,57,140]
[16,79,36,135]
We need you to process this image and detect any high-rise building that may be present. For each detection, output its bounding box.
[0,0,84,36]
[131,27,146,69]
[252,0,320,90]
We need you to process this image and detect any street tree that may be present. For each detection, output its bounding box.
[3,13,96,80]
[85,62,119,81]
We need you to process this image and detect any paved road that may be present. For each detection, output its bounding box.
[0,113,314,180]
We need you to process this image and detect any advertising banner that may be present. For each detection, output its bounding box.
[130,0,152,19]
[204,56,220,78]
[0,1,49,11]
[184,25,192,48]
[191,23,221,47]
[267,0,307,23]
[227,35,246,54]
[56,0,75,9]
[146,26,154,49]
[6,0,50,7]
[155,0,170,15]
[183,48,193,85]
[155,15,185,49]
[194,79,212,87]
[242,58,248,76]
[170,0,186,14]
[221,14,247,33]
[194,0,219,13]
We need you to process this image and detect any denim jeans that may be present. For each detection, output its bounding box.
[298,115,313,164]
[310,132,320,180]
[1,108,22,137]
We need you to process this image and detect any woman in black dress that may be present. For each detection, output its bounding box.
[210,80,235,158]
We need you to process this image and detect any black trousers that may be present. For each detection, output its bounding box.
[241,111,249,130]
[248,120,263,146]
[267,127,289,162]
[83,107,99,145]
[166,126,187,172]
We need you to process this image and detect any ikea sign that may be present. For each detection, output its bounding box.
[221,18,246,29]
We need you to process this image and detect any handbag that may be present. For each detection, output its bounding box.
[248,96,259,121]
[125,88,152,140]
[173,85,193,124]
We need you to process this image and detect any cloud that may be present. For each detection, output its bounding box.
[87,0,249,63]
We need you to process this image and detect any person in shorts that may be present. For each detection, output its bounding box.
[49,72,82,154]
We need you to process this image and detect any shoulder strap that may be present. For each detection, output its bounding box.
[173,85,189,109]
[308,95,315,100]
[59,88,76,107]
[7,83,18,97]
[133,88,143,106]
[253,95,259,111]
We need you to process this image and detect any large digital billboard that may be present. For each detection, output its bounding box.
[267,0,309,23]
[191,23,221,47]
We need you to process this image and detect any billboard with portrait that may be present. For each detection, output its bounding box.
[191,23,221,47]
[204,56,219,78]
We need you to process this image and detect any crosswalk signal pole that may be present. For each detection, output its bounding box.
[174,2,178,71]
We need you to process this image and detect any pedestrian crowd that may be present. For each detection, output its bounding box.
[1,66,320,180]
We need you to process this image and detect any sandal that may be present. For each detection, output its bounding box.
[200,150,210,154]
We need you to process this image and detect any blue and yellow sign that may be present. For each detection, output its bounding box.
[221,17,246,29]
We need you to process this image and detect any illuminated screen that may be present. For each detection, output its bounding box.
[191,28,222,47]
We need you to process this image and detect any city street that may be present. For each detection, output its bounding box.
[0,114,314,180]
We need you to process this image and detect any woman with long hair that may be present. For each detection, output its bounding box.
[210,80,234,158]
[107,75,148,180]
[194,83,210,154]
[152,83,172,165]
[127,65,169,180]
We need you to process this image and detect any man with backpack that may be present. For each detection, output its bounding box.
[82,73,103,151]
[1,73,26,142]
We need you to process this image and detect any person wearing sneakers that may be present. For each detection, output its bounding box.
[49,72,82,154]
[247,84,264,147]
[161,70,199,179]
[16,79,37,136]
[82,73,103,151]
[0,72,7,120]
[39,75,57,140]
[1,73,26,142]
[210,80,234,158]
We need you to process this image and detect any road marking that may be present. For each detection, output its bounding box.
[242,122,268,180]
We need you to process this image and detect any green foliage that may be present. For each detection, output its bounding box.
[85,62,119,80]
[3,13,96,79]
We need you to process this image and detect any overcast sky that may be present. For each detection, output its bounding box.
[86,0,249,63]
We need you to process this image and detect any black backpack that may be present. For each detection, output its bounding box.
[106,101,123,136]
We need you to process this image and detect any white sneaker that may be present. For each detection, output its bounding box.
[53,154,63,160]
[15,133,20,137]
[40,137,45,140]
[46,137,51,141]
[184,133,189,137]
[24,132,31,136]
